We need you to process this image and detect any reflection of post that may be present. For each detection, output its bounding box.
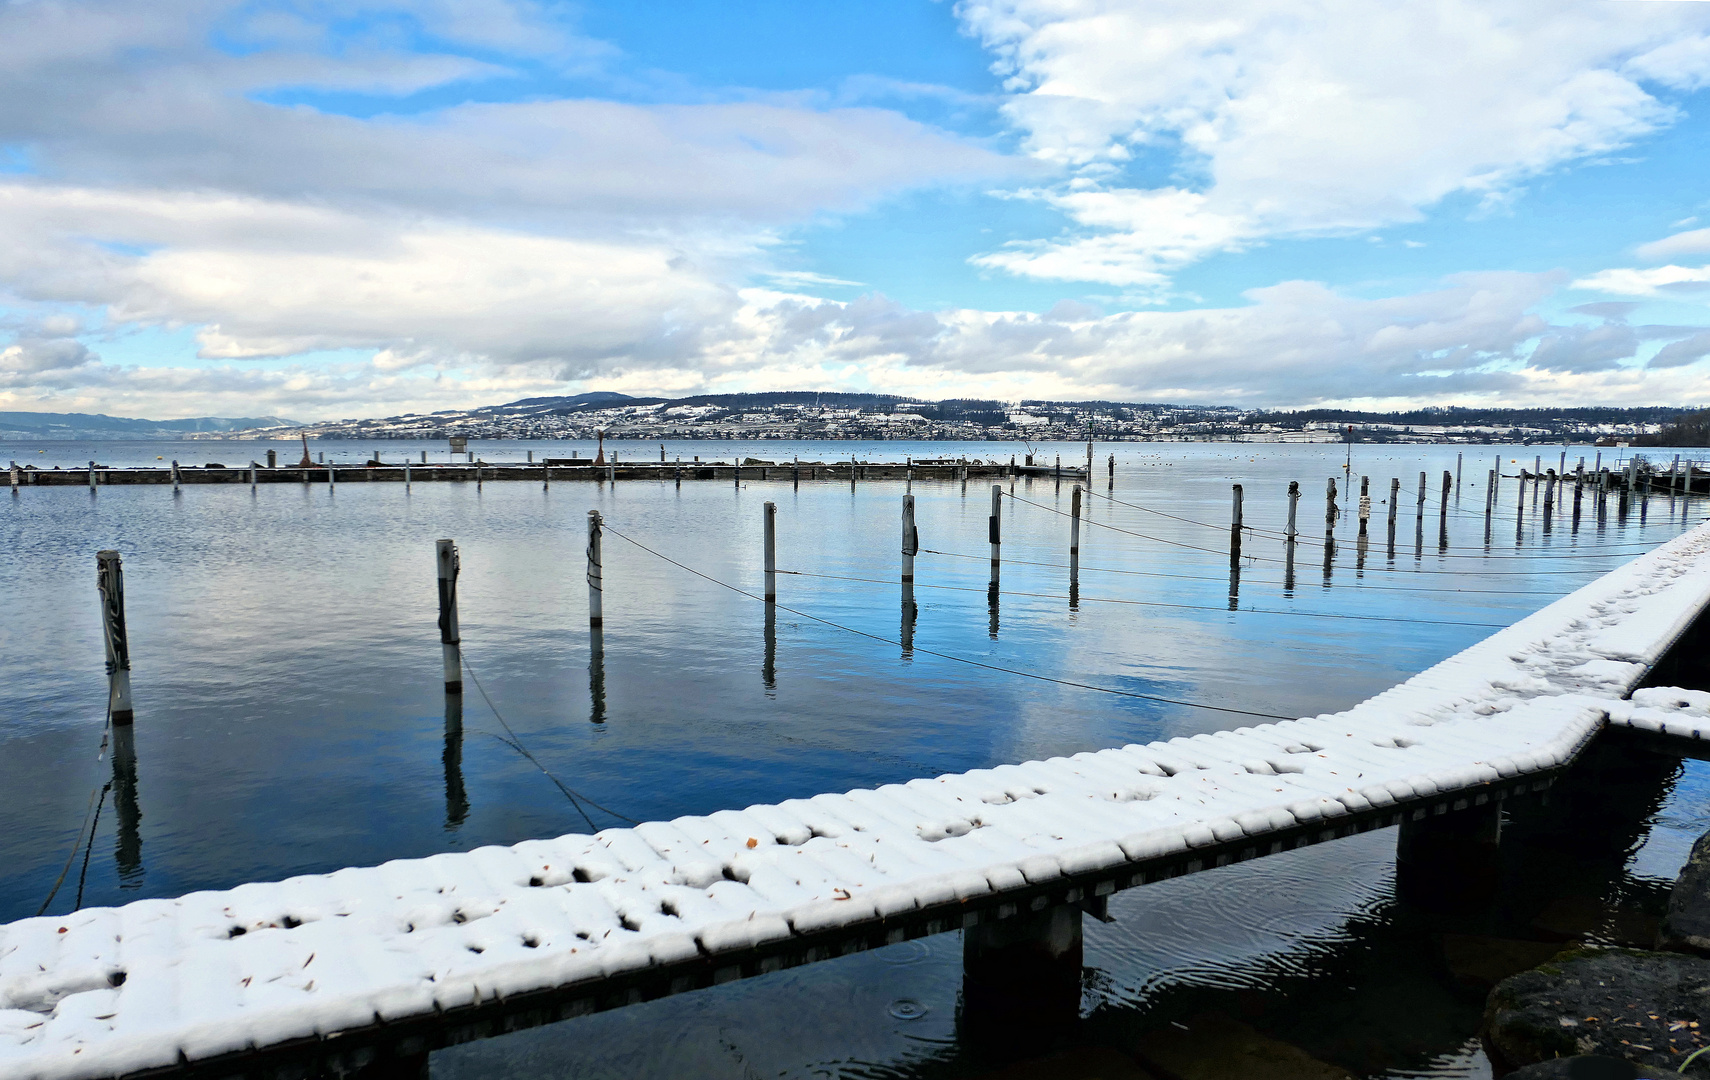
[988,584,1000,640]
[1283,538,1295,593]
[96,550,135,725]
[1228,559,1240,610]
[443,694,468,831]
[109,724,144,887]
[763,605,777,692]
[588,626,607,725]
[960,904,1082,1059]
[435,540,462,694]
[901,582,916,654]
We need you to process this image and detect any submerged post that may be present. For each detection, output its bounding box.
[1229,482,1242,565]
[901,494,918,584]
[763,501,777,604]
[436,540,462,694]
[989,484,1002,589]
[96,550,134,725]
[587,511,604,628]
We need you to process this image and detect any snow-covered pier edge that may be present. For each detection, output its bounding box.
[8,524,1710,1080]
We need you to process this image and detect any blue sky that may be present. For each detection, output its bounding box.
[5,0,1710,419]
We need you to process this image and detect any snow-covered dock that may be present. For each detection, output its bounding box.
[8,525,1710,1080]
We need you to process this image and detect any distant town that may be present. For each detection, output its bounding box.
[260,393,1682,446]
[0,393,1695,444]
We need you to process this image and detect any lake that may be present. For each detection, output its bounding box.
[3,438,1704,1078]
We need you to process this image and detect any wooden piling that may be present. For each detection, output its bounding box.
[1485,469,1496,544]
[1228,483,1242,564]
[96,550,135,725]
[249,461,258,491]
[1073,484,1086,573]
[405,461,412,490]
[1387,476,1399,557]
[1286,480,1300,564]
[1415,471,1426,525]
[1357,476,1369,538]
[266,449,277,469]
[763,501,777,604]
[1439,471,1451,524]
[1455,453,1462,493]
[1107,453,1115,487]
[171,460,181,493]
[436,540,462,693]
[1326,476,1338,528]
[1085,442,1093,484]
[88,460,97,492]
[902,494,918,584]
[989,485,1002,588]
[587,511,604,629]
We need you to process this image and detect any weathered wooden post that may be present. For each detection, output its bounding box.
[1415,471,1426,529]
[266,449,277,469]
[1357,476,1369,538]
[1326,476,1338,529]
[89,460,97,492]
[989,484,1002,590]
[1285,480,1299,587]
[249,461,258,491]
[587,511,604,628]
[1439,469,1451,524]
[96,550,135,725]
[763,501,777,604]
[902,494,918,584]
[1072,484,1085,576]
[1387,476,1399,558]
[1085,441,1092,483]
[171,460,182,493]
[1594,450,1602,474]
[1544,470,1556,514]
[436,540,462,693]
[1573,470,1584,529]
[1228,483,1242,565]
[1485,469,1496,544]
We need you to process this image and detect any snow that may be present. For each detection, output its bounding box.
[6,522,1710,1079]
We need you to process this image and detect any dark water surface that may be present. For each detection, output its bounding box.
[3,440,1705,1078]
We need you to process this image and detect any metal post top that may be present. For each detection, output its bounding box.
[96,548,121,561]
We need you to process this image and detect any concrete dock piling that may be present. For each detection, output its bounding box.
[763,501,777,604]
[587,512,604,629]
[436,540,462,694]
[96,550,135,725]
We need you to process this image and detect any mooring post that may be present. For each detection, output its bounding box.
[1455,453,1462,494]
[1072,484,1085,575]
[675,456,683,489]
[1085,441,1093,483]
[249,461,258,492]
[587,511,604,628]
[1286,480,1299,550]
[266,449,277,469]
[329,460,337,491]
[1415,471,1425,528]
[1357,476,1369,538]
[1485,469,1496,544]
[763,501,777,604]
[170,459,181,493]
[989,484,1002,589]
[1544,470,1556,515]
[435,540,462,694]
[1229,483,1242,565]
[1387,476,1399,557]
[1573,470,1584,529]
[95,550,135,725]
[960,904,1082,1057]
[9,461,18,493]
[1594,450,1602,474]
[1054,454,1061,482]
[1107,453,1115,488]
[1439,469,1451,525]
[902,494,918,584]
[88,460,97,492]
[1325,476,1337,529]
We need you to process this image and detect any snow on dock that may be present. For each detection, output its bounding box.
[7,524,1710,1079]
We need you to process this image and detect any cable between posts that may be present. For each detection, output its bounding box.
[600,522,1298,722]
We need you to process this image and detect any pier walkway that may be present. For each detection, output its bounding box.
[6,525,1710,1078]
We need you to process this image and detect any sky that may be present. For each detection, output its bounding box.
[7,2,1710,420]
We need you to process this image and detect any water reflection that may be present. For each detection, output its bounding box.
[109,724,143,888]
[900,584,916,655]
[589,627,607,725]
[443,694,469,831]
[763,605,777,694]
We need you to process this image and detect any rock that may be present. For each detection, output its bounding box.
[1131,1012,1355,1080]
[1503,1055,1676,1078]
[1442,935,1574,989]
[970,1046,1157,1080]
[1483,947,1710,1073]
[1659,830,1710,957]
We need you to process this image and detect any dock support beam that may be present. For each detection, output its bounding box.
[1396,800,1503,911]
[96,549,134,725]
[436,540,461,694]
[960,903,1082,1058]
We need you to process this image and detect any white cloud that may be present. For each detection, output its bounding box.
[1636,227,1710,261]
[957,0,1710,288]
[1572,264,1710,296]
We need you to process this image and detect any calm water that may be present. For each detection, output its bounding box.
[3,439,1705,1078]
